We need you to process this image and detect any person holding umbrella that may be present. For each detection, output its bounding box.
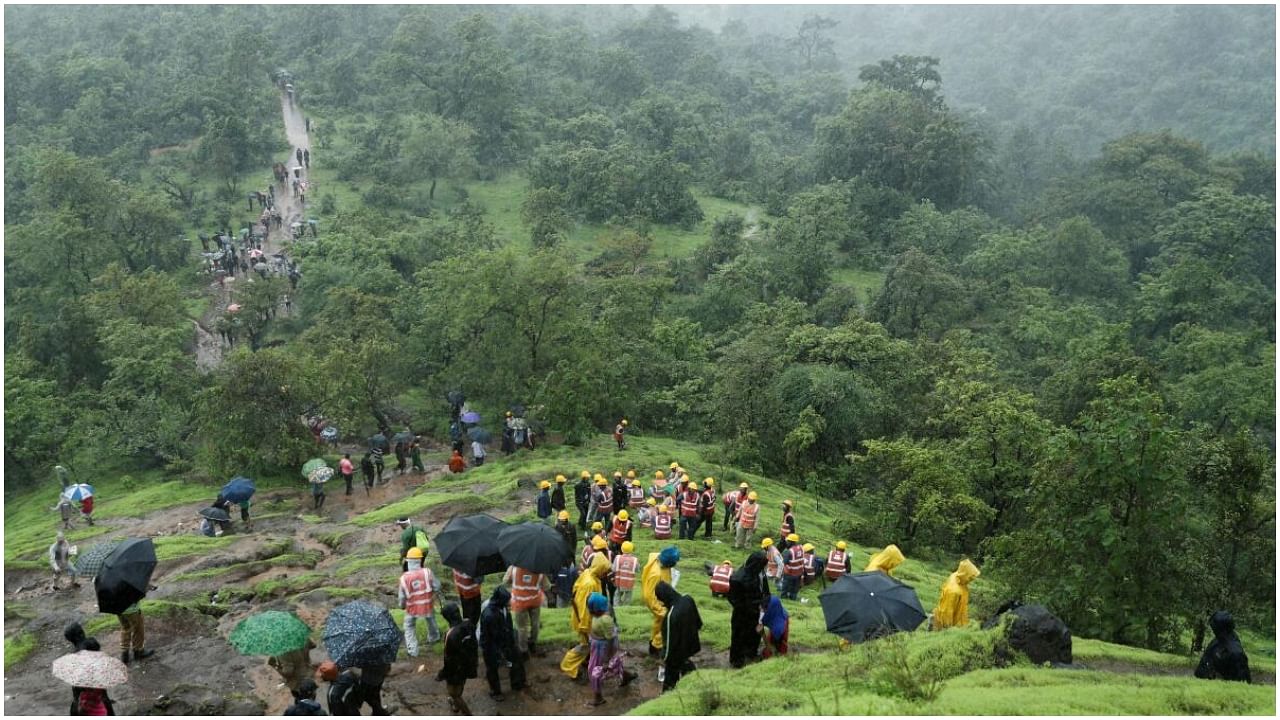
[116,602,155,665]
[322,601,401,714]
[53,638,124,715]
[479,586,526,701]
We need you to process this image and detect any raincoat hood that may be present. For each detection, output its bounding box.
[866,544,905,574]
[1210,610,1236,638]
[655,581,680,607]
[441,603,462,626]
[733,551,767,583]
[953,559,980,585]
[588,552,611,580]
[490,585,511,608]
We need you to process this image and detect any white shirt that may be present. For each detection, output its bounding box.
[472,441,485,458]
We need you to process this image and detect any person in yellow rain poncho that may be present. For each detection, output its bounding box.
[560,552,612,678]
[932,559,980,630]
[642,546,682,657]
[864,544,905,576]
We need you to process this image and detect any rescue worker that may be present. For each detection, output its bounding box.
[708,560,733,598]
[480,586,525,700]
[865,544,905,576]
[554,511,577,551]
[728,551,769,668]
[627,478,645,510]
[801,544,825,586]
[613,419,628,450]
[655,581,702,691]
[608,510,633,554]
[612,541,639,606]
[722,482,747,531]
[642,546,681,657]
[536,480,553,524]
[780,534,805,600]
[826,541,851,581]
[560,553,611,679]
[653,503,673,540]
[611,472,629,522]
[592,475,614,527]
[677,480,700,540]
[734,491,760,549]
[398,547,442,656]
[503,564,551,658]
[574,471,592,530]
[650,471,668,505]
[699,478,716,539]
[551,475,567,515]
[932,559,980,630]
[1195,610,1252,683]
[665,462,681,484]
[582,534,609,571]
[779,500,797,539]
[453,568,483,622]
[636,497,656,528]
[762,537,784,590]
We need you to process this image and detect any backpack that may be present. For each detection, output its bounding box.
[415,530,430,553]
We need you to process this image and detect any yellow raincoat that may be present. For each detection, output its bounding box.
[641,552,672,650]
[864,544,905,576]
[932,559,980,629]
[560,553,611,677]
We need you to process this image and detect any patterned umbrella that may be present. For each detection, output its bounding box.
[52,651,129,689]
[308,466,334,484]
[229,611,313,657]
[220,476,256,504]
[62,484,95,502]
[75,541,122,578]
[301,458,328,479]
[323,601,401,668]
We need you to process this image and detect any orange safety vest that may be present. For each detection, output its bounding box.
[509,567,544,611]
[452,569,481,599]
[610,518,632,544]
[400,568,436,616]
[784,545,806,576]
[722,489,739,508]
[653,513,672,538]
[581,543,595,569]
[779,513,795,539]
[826,550,848,579]
[709,564,732,594]
[628,486,645,508]
[738,502,759,529]
[612,554,638,589]
[596,486,613,513]
[680,490,700,518]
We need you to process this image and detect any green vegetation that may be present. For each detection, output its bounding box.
[4,633,37,672]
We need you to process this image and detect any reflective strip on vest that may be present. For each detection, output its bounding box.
[722,490,739,507]
[610,519,631,544]
[779,514,794,539]
[680,492,699,517]
[613,555,638,589]
[701,489,716,515]
[401,568,435,615]
[739,503,759,529]
[654,513,672,538]
[581,544,594,569]
[784,546,806,576]
[804,554,816,576]
[510,568,543,610]
[629,487,645,507]
[651,485,667,500]
[826,550,848,579]
[597,487,613,513]
[453,569,481,598]
[709,565,732,593]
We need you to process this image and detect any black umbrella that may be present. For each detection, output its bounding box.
[199,507,231,521]
[434,513,508,577]
[467,427,493,444]
[497,522,574,576]
[323,601,401,668]
[368,433,389,452]
[392,431,414,445]
[446,390,465,406]
[95,539,157,615]
[819,571,926,643]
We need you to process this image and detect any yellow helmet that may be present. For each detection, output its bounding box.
[632,479,642,486]
[657,504,669,513]
[803,543,815,552]
[592,536,607,550]
[704,477,715,486]
[721,559,733,565]
[555,474,567,483]
[613,471,623,478]
[406,547,424,560]
[621,419,628,426]
[747,491,758,501]
[654,471,665,480]
[539,480,551,489]
[580,470,591,479]
[837,541,847,550]
[506,411,513,417]
[761,538,773,548]
[787,533,800,543]
[646,497,657,506]
[669,462,679,470]
[739,482,749,489]
[596,477,607,486]
[621,541,635,553]
[626,470,636,479]
[783,500,794,510]
[617,510,629,521]
[592,521,604,531]
[558,510,570,521]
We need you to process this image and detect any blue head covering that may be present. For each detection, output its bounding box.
[760,595,788,640]
[587,592,609,614]
[659,546,681,567]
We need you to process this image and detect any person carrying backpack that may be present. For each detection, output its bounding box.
[320,663,361,716]
[283,680,326,715]
[397,517,431,571]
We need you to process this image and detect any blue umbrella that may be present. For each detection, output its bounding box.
[63,484,95,502]
[220,476,256,504]
[460,411,481,424]
[323,601,401,668]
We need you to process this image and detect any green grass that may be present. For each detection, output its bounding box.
[4,632,37,671]
[153,534,237,561]
[831,267,885,304]
[1074,637,1276,675]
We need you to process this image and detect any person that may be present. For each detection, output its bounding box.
[480,586,526,700]
[73,640,116,716]
[552,561,578,610]
[931,559,980,630]
[779,500,797,539]
[55,464,72,490]
[501,411,515,455]
[357,663,391,715]
[655,581,702,690]
[310,473,326,511]
[339,454,355,496]
[438,602,478,715]
[360,453,375,495]
[592,476,613,527]
[399,547,442,656]
[268,635,316,691]
[1195,610,1251,683]
[321,664,361,716]
[802,544,825,586]
[610,541,639,606]
[865,544,905,576]
[78,494,95,525]
[283,679,326,715]
[642,546,680,658]
[453,569,483,622]
[665,462,681,484]
[560,552,611,679]
[608,510,632,554]
[303,148,310,168]
[49,531,78,590]
[394,440,409,476]
[699,478,716,539]
[613,419,628,450]
[398,517,431,570]
[411,440,425,474]
[722,482,746,531]
[550,474,567,515]
[503,564,550,659]
[762,538,784,590]
[574,471,592,530]
[826,541,851,581]
[636,497,656,529]
[677,481,700,540]
[471,437,486,466]
[296,147,303,166]
[626,478,645,512]
[758,595,789,658]
[55,496,75,530]
[653,504,673,540]
[728,550,769,668]
[708,560,733,598]
[733,491,760,549]
[117,602,154,664]
[239,497,253,532]
[650,471,668,505]
[582,534,609,571]
[586,592,636,706]
[611,472,629,520]
[554,511,576,552]
[536,481,553,524]
[371,446,385,484]
[779,534,805,600]
[449,449,466,474]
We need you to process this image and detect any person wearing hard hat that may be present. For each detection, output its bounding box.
[503,563,552,658]
[865,544,906,577]
[826,541,851,581]
[708,559,733,598]
[399,546,443,656]
[722,481,748,532]
[537,480,554,524]
[653,503,673,540]
[761,537,784,589]
[613,418,628,451]
[612,541,639,606]
[932,559,980,630]
[665,461,680,484]
[677,478,700,540]
[778,500,797,539]
[574,471,592,530]
[582,527,606,570]
[591,475,614,528]
[801,543,825,587]
[780,534,805,600]
[636,497,656,529]
[642,546,681,658]
[551,474,568,516]
[627,477,645,510]
[733,491,761,549]
[650,471,669,504]
[612,472,629,523]
[560,553,611,679]
[608,509,633,555]
[554,510,577,552]
[699,478,717,539]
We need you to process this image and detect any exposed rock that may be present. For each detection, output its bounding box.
[985,602,1073,665]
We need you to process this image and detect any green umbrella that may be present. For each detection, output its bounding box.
[75,541,122,578]
[301,458,328,479]
[229,611,313,657]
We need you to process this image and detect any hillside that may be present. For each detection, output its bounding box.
[4,435,1273,715]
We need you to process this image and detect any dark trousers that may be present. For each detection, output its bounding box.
[703,514,714,538]
[485,656,526,695]
[461,595,482,623]
[679,516,698,540]
[343,473,353,495]
[722,510,733,531]
[576,503,589,530]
